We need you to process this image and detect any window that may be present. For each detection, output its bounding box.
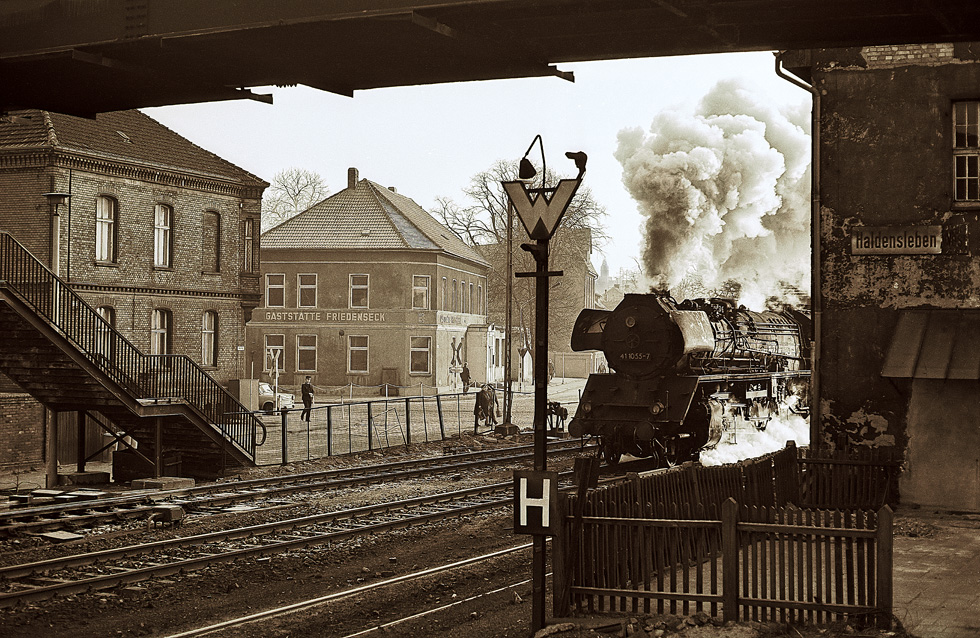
[441,277,448,310]
[154,204,173,267]
[265,334,285,372]
[266,273,285,307]
[95,306,115,360]
[469,283,474,314]
[955,101,980,201]
[452,279,458,312]
[150,309,172,356]
[460,280,467,313]
[412,275,430,310]
[410,336,431,374]
[202,211,220,272]
[201,311,218,367]
[298,274,317,308]
[348,335,368,373]
[95,196,117,262]
[350,274,369,308]
[243,218,256,272]
[297,334,317,371]
[478,284,483,315]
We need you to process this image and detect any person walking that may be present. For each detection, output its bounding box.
[301,376,314,422]
[460,362,471,393]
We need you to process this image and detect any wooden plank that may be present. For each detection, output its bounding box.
[876,506,893,629]
[722,498,738,623]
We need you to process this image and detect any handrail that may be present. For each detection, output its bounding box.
[0,231,257,459]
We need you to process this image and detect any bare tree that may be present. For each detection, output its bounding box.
[262,168,329,230]
[432,159,609,352]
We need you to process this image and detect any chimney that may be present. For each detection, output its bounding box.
[348,167,359,190]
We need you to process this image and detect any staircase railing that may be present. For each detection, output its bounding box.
[0,231,257,459]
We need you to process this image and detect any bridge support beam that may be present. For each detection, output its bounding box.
[44,408,58,488]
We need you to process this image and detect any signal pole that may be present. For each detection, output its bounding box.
[503,139,585,634]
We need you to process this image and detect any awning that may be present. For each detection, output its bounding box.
[882,309,980,379]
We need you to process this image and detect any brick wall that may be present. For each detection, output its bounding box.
[862,43,956,69]
[0,394,44,472]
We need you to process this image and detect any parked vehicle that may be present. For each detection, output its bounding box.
[258,382,295,413]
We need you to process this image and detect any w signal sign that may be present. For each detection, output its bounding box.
[502,179,581,241]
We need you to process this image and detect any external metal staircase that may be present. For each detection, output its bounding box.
[0,231,261,479]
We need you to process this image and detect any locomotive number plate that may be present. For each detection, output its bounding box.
[620,352,651,361]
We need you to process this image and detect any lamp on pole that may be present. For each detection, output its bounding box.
[504,137,585,634]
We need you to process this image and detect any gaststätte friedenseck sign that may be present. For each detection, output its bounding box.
[850,226,942,255]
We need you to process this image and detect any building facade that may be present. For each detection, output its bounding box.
[247,168,500,393]
[0,109,265,469]
[785,42,980,511]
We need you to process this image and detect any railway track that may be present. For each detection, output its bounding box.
[0,481,520,608]
[0,439,590,537]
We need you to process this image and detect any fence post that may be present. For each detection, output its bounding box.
[367,402,373,451]
[280,408,288,465]
[876,505,894,629]
[404,397,411,446]
[552,493,570,619]
[722,497,738,623]
[436,394,446,440]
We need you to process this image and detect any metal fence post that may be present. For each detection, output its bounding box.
[326,405,332,456]
[722,497,738,622]
[404,397,411,446]
[280,408,288,465]
[436,394,446,440]
[367,402,373,451]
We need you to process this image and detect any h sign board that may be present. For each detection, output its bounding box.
[503,179,581,241]
[513,470,559,535]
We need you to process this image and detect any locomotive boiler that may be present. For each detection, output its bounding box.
[568,293,811,466]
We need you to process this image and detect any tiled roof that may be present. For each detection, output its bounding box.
[0,109,265,186]
[262,174,488,265]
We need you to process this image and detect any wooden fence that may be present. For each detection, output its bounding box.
[553,443,897,628]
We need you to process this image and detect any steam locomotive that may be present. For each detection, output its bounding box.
[568,293,811,466]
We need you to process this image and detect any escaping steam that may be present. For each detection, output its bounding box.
[615,79,811,309]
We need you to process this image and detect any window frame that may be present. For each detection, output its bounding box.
[95,306,115,360]
[349,273,369,309]
[347,334,369,374]
[153,203,174,268]
[266,273,286,308]
[95,196,118,263]
[298,273,318,308]
[201,310,218,368]
[954,100,980,203]
[202,210,221,273]
[409,335,431,374]
[412,275,430,310]
[441,276,448,310]
[296,334,317,372]
[150,308,172,357]
[243,218,257,273]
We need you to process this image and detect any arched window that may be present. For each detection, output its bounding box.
[151,309,172,356]
[202,210,221,272]
[95,306,115,360]
[95,196,118,262]
[201,311,218,367]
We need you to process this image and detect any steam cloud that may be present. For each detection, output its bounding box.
[615,79,811,309]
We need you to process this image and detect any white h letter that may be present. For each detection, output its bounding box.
[519,477,551,527]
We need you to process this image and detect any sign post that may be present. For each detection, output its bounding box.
[504,138,585,634]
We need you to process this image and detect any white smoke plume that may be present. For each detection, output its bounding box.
[699,412,810,467]
[615,79,811,309]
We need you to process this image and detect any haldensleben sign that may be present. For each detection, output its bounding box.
[851,226,942,255]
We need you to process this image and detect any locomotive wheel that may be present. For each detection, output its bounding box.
[599,441,622,465]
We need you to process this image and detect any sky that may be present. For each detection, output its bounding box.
[143,51,810,276]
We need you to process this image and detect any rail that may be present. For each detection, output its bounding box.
[0,231,258,458]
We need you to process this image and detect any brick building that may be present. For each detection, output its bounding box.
[0,109,265,471]
[247,168,501,393]
[784,42,980,511]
